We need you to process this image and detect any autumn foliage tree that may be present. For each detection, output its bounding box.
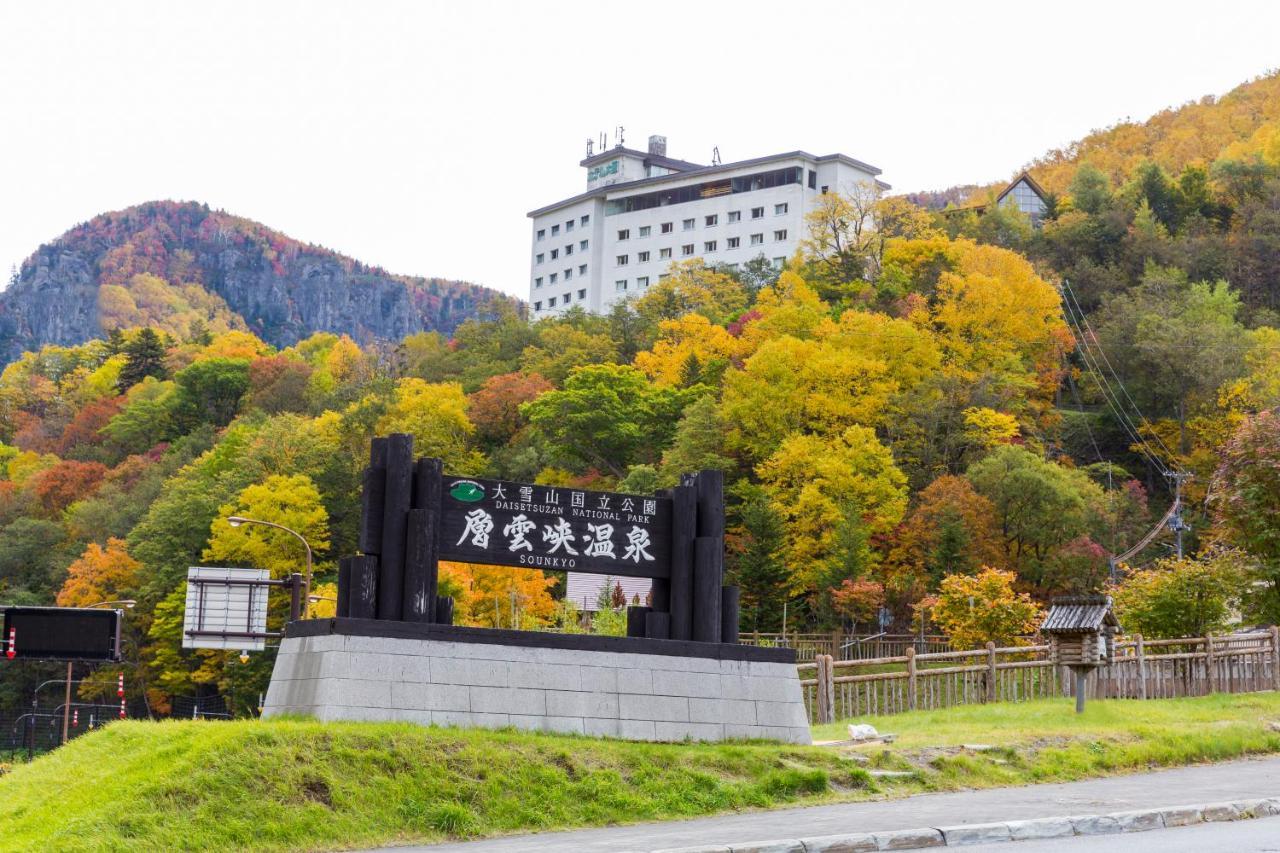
[56,538,140,607]
[925,567,1043,650]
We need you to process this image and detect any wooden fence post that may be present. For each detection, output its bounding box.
[986,642,997,703]
[1135,634,1147,701]
[815,654,835,724]
[831,629,842,661]
[906,647,917,711]
[1205,634,1217,694]
[1272,626,1280,692]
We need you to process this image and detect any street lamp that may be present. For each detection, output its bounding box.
[85,600,136,610]
[226,516,314,618]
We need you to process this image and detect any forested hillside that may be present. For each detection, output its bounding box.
[0,201,509,362]
[5,72,1280,718]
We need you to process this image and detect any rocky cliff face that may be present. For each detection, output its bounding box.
[0,201,513,361]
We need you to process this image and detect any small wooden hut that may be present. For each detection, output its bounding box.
[1040,595,1120,712]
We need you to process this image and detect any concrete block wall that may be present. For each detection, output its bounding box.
[263,633,811,744]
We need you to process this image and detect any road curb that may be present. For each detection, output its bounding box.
[646,796,1280,853]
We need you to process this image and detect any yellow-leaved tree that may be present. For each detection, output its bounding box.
[438,561,556,629]
[374,378,485,471]
[635,313,746,386]
[924,567,1043,650]
[757,425,908,592]
[205,474,330,578]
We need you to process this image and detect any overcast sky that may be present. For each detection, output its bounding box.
[2,1,1278,299]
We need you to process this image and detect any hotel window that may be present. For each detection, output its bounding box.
[561,291,571,303]
[581,214,590,225]
[564,268,573,280]
[615,279,628,292]
[638,225,651,238]
[534,301,542,311]
[534,277,543,288]
[705,214,718,227]
[578,263,587,275]
[808,170,817,189]
[682,218,695,231]
[638,250,650,263]
[578,288,586,300]
[551,224,560,236]
[566,220,575,232]
[551,249,559,260]
[659,247,672,259]
[580,239,588,250]
[537,229,546,241]
[565,244,574,255]
[681,244,695,256]
[616,254,629,265]
[659,273,671,281]
[821,185,829,194]
[727,237,740,249]
[750,233,764,246]
[704,241,717,252]
[549,272,558,283]
[535,253,544,264]
[775,203,788,215]
[617,228,630,240]
[549,296,557,307]
[661,222,674,234]
[728,211,741,223]
[637,276,649,288]
[751,206,764,219]
[773,257,786,268]
[774,229,788,241]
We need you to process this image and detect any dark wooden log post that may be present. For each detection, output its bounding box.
[358,438,388,555]
[690,469,725,643]
[668,484,696,641]
[347,556,379,619]
[403,457,442,623]
[649,578,670,612]
[645,610,671,640]
[720,586,739,644]
[692,537,722,643]
[377,433,414,620]
[626,605,651,638]
[436,595,454,626]
[336,558,352,618]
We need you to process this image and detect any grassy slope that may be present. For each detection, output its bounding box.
[3,694,1280,852]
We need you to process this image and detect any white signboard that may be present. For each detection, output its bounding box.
[183,567,270,651]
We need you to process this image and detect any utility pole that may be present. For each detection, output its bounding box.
[1167,472,1192,559]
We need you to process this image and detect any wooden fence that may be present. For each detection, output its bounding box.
[740,632,952,662]
[798,628,1280,724]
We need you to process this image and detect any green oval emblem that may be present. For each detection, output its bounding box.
[449,480,485,502]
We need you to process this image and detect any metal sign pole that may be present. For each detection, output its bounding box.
[61,661,72,745]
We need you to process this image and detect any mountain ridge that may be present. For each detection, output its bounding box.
[0,200,515,361]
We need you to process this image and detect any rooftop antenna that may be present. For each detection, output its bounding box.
[712,146,722,166]
[615,125,625,148]
[600,131,607,151]
[585,137,594,157]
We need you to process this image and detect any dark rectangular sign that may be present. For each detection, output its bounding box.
[437,476,673,579]
[2,607,122,662]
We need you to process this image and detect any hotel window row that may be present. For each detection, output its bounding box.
[533,287,589,311]
[533,264,588,289]
[614,276,652,292]
[536,214,591,241]
[613,231,786,265]
[612,204,788,242]
[534,239,588,265]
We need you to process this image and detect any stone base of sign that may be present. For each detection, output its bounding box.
[262,618,811,744]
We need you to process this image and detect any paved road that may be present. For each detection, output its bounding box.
[385,756,1280,852]
[964,815,1280,852]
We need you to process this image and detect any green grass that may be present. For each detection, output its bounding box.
[4,693,1280,852]
[0,718,868,852]
[813,692,1280,787]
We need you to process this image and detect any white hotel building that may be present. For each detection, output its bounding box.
[527,135,887,316]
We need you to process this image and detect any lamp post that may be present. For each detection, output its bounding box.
[59,600,136,745]
[226,516,314,619]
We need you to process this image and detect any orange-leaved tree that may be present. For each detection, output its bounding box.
[57,537,140,607]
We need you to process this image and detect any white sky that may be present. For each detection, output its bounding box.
[2,1,1278,299]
